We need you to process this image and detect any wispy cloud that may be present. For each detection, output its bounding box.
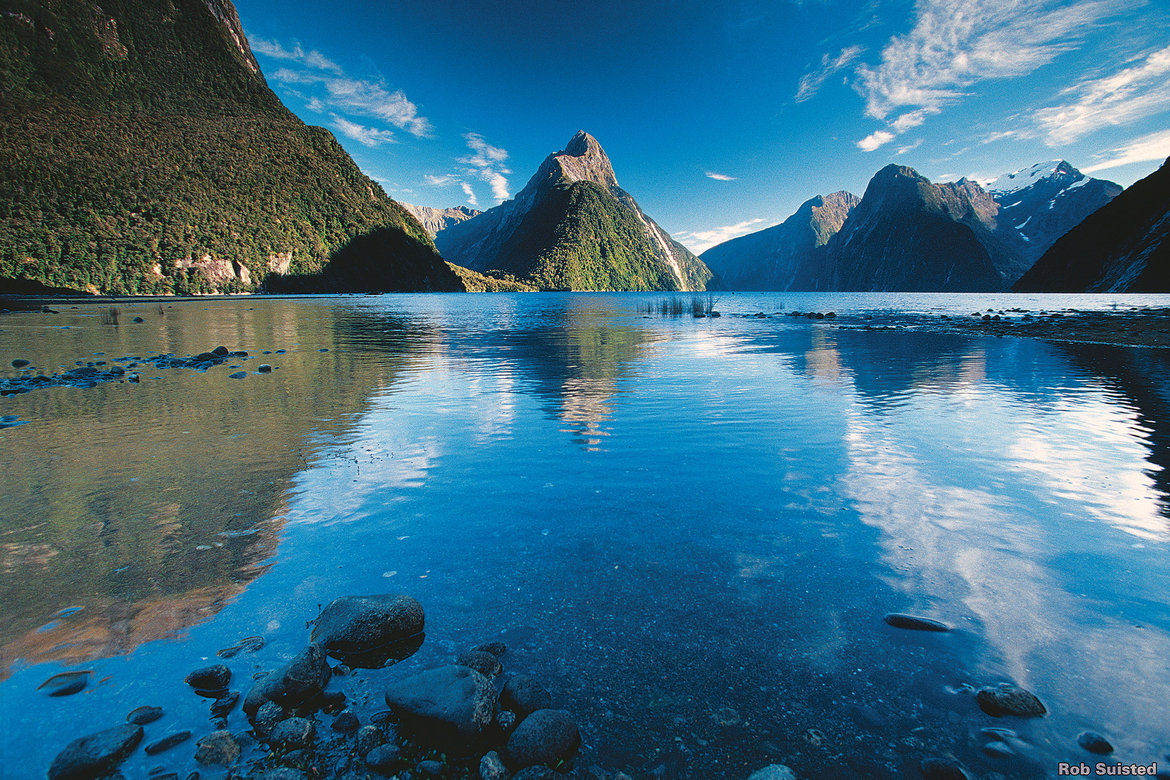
[705,171,737,181]
[857,130,894,152]
[1034,46,1170,145]
[459,133,512,203]
[796,45,864,102]
[674,218,770,254]
[275,69,432,138]
[249,37,341,73]
[424,134,512,208]
[851,0,1124,149]
[331,115,396,147]
[896,139,923,155]
[1083,129,1170,174]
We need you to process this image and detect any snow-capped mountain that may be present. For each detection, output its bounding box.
[987,160,1121,263]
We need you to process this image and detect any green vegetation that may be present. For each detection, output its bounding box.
[0,0,459,294]
[641,293,719,317]
[499,181,711,291]
[445,263,538,292]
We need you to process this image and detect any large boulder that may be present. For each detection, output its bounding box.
[310,594,425,665]
[383,664,495,747]
[48,724,143,780]
[505,709,580,770]
[500,675,552,717]
[244,643,332,718]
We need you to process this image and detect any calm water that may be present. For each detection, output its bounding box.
[2,292,1170,779]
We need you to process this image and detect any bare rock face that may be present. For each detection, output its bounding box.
[400,204,482,237]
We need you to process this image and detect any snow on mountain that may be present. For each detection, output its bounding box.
[987,161,1065,195]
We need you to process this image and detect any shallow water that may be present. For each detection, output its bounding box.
[2,292,1170,778]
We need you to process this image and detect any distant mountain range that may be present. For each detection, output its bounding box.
[1015,157,1170,292]
[0,0,460,294]
[702,161,1121,292]
[436,131,712,291]
[400,204,482,238]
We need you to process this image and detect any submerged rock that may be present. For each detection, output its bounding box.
[920,757,972,779]
[366,743,402,774]
[747,765,797,780]
[127,705,165,725]
[210,690,240,718]
[1078,731,1114,754]
[976,683,1047,717]
[505,709,580,769]
[38,670,91,697]
[194,729,240,765]
[883,613,950,632]
[144,730,192,755]
[310,594,425,663]
[458,649,503,678]
[217,635,265,658]
[268,717,316,749]
[480,750,509,780]
[243,643,331,718]
[384,664,495,746]
[185,663,230,693]
[501,675,552,718]
[48,724,143,780]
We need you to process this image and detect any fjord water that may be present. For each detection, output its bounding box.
[2,292,1170,778]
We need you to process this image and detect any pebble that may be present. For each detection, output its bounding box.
[458,649,503,678]
[365,744,401,775]
[194,730,240,765]
[11,359,29,368]
[37,670,91,697]
[209,691,239,718]
[883,613,950,632]
[976,683,1047,717]
[127,706,165,725]
[216,635,265,658]
[258,364,273,373]
[417,759,444,776]
[253,700,285,738]
[267,717,316,749]
[920,757,972,779]
[185,664,230,693]
[480,750,509,780]
[144,731,192,755]
[506,709,580,769]
[332,710,360,733]
[501,675,552,717]
[48,724,143,780]
[356,725,385,756]
[983,741,1014,758]
[1078,731,1114,754]
[747,765,797,780]
[228,371,246,379]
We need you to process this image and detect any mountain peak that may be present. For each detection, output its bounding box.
[987,160,1080,195]
[550,130,618,189]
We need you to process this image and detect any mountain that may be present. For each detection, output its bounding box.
[988,160,1122,266]
[435,131,712,291]
[807,165,1011,291]
[700,192,858,290]
[0,0,461,294]
[400,203,481,238]
[1014,157,1170,292]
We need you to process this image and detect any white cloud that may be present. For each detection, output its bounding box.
[982,129,1021,145]
[271,66,432,139]
[249,37,342,74]
[896,139,923,155]
[1034,46,1170,146]
[705,171,737,181]
[425,174,460,186]
[330,115,396,147]
[1083,129,1170,174]
[853,0,1124,147]
[796,46,864,102]
[457,133,512,204]
[674,218,770,254]
[460,182,478,208]
[857,130,895,152]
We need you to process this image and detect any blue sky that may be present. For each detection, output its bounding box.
[236,0,1170,253]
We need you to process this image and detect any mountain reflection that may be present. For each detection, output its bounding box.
[0,300,433,676]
